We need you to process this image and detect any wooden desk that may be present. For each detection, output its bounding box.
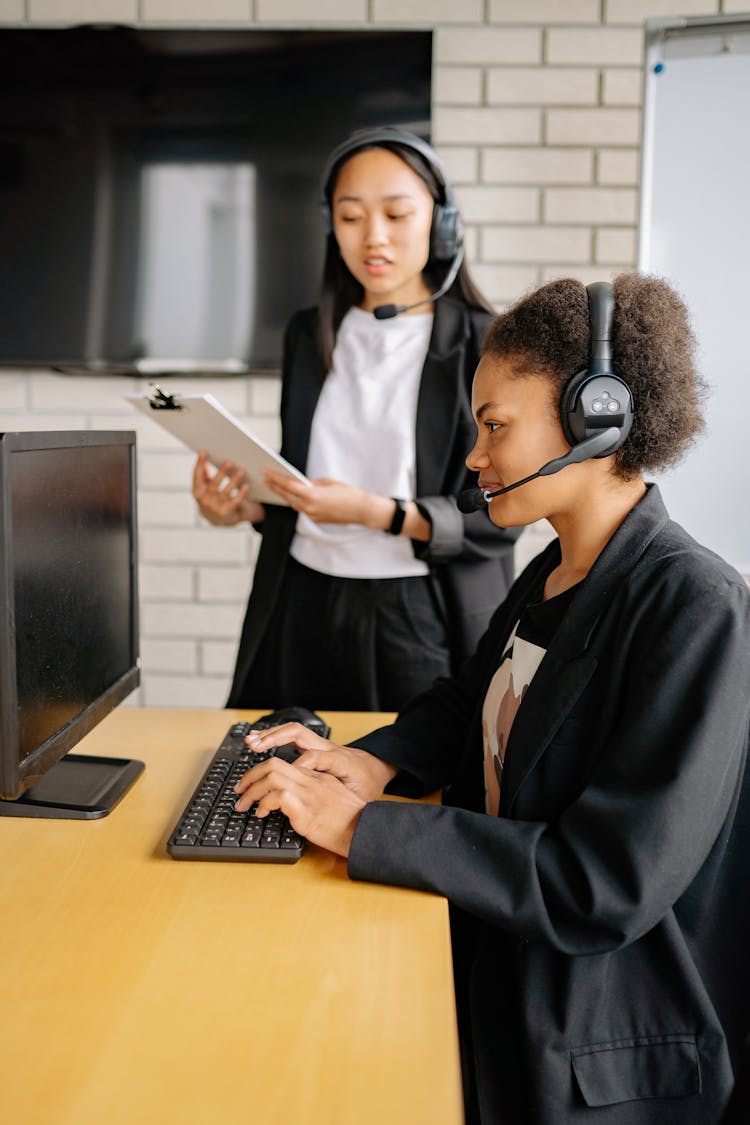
[0,708,463,1125]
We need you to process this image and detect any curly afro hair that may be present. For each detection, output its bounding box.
[482,273,707,479]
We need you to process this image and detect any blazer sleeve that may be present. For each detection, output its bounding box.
[349,562,750,956]
[413,498,519,563]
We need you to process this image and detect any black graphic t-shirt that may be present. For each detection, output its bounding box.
[482,581,580,815]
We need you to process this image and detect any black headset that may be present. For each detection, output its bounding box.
[318,126,464,263]
[560,281,634,457]
[458,281,635,512]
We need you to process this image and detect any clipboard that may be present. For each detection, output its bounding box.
[126,388,309,507]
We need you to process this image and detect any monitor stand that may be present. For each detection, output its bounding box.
[0,754,145,820]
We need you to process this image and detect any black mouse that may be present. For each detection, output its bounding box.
[258,706,331,741]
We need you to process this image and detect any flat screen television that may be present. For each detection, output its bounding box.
[0,430,142,818]
[0,25,432,374]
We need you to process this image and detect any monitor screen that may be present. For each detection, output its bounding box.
[0,26,432,374]
[0,431,141,814]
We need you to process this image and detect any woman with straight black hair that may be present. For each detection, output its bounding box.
[193,126,519,712]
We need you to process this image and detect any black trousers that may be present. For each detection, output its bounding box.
[235,556,451,713]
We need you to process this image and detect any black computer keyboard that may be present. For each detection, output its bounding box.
[167,707,330,863]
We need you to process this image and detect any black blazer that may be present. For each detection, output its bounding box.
[348,485,750,1125]
[227,298,519,706]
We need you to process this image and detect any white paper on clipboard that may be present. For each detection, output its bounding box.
[126,391,309,506]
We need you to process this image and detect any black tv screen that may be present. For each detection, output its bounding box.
[0,26,431,373]
[0,431,141,813]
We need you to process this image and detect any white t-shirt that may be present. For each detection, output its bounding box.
[290,306,433,579]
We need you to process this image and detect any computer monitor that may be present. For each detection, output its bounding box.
[0,430,142,819]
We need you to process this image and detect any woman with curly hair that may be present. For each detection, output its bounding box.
[233,273,750,1125]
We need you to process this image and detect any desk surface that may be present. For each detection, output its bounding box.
[0,708,463,1125]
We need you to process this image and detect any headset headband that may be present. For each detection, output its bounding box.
[318,126,463,264]
[319,126,454,209]
[560,281,635,454]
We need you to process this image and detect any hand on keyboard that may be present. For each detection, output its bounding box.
[232,715,398,858]
[167,706,331,863]
[232,751,368,859]
[243,707,331,763]
[239,725,399,804]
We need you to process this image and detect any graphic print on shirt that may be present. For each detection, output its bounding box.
[482,622,547,815]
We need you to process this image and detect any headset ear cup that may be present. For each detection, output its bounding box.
[319,200,333,236]
[560,368,589,446]
[431,203,463,261]
[559,281,634,459]
[561,371,634,455]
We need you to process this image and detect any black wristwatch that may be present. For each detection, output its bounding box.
[387,498,407,535]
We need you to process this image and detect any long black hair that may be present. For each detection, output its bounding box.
[317,140,493,372]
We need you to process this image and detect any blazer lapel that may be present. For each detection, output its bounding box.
[501,485,672,814]
[415,299,469,493]
[501,651,599,815]
[280,319,325,472]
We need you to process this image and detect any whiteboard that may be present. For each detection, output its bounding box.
[638,17,750,575]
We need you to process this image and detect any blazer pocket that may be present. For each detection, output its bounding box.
[571,1034,701,1107]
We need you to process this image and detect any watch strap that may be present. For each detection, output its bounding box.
[387,498,407,535]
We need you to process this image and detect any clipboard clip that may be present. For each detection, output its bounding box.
[147,383,182,410]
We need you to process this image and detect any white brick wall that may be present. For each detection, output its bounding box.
[434,27,540,65]
[544,187,637,225]
[489,0,598,23]
[602,69,643,107]
[439,146,480,184]
[434,106,542,146]
[487,67,598,107]
[546,107,641,146]
[433,65,483,105]
[454,185,539,224]
[546,28,643,67]
[374,0,483,22]
[28,1,137,20]
[482,225,591,265]
[595,227,637,266]
[597,148,639,186]
[143,0,251,20]
[5,0,734,709]
[256,0,365,21]
[605,0,713,23]
[483,147,593,185]
[139,566,194,601]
